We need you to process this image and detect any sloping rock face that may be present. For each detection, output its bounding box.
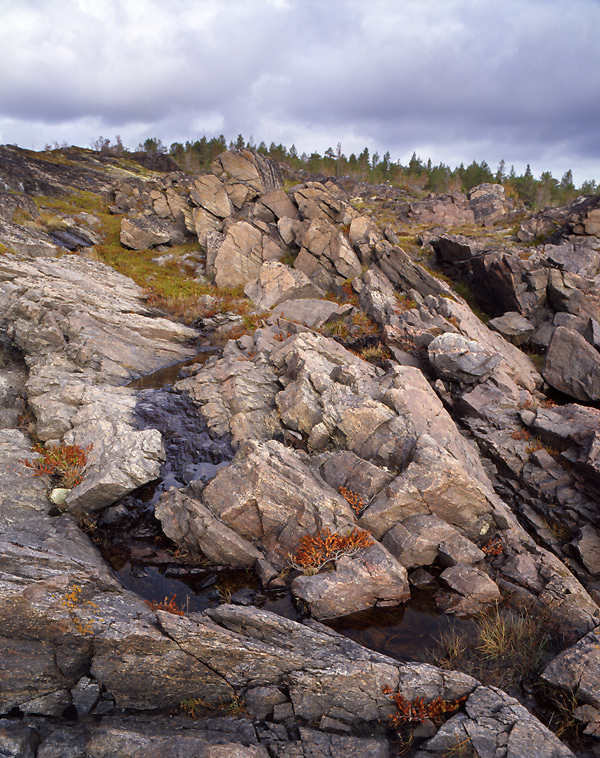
[0,253,198,513]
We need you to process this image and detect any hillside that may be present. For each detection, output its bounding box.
[0,143,600,756]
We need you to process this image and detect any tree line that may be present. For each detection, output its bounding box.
[89,134,597,210]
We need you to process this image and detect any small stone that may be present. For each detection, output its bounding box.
[49,487,70,505]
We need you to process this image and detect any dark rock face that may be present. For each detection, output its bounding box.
[0,145,117,197]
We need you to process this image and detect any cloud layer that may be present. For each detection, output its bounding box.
[1,0,599,182]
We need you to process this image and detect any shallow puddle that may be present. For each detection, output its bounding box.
[327,592,475,662]
[127,347,219,390]
[116,559,472,663]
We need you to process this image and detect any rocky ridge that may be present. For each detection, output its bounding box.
[0,144,598,755]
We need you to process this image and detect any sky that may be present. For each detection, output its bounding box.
[1,0,599,184]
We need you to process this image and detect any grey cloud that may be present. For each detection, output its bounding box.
[0,0,599,181]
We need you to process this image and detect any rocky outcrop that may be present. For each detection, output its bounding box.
[212,220,286,287]
[401,183,514,228]
[518,194,600,243]
[0,146,597,756]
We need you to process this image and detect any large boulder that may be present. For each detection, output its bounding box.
[294,218,362,289]
[189,174,233,219]
[467,183,514,224]
[120,216,184,249]
[244,260,324,310]
[198,439,355,569]
[213,220,285,288]
[428,332,501,384]
[211,149,283,208]
[291,541,410,619]
[543,326,600,400]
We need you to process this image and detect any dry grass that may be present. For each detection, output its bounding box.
[432,604,553,691]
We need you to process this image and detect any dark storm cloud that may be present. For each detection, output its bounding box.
[1,0,599,180]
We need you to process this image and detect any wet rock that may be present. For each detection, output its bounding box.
[175,351,282,445]
[244,260,325,311]
[440,565,501,604]
[543,326,600,400]
[428,332,501,384]
[291,541,410,619]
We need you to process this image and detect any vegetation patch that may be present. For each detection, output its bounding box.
[430,603,570,692]
[287,526,374,575]
[20,442,92,489]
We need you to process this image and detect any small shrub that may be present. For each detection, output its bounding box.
[395,293,417,311]
[382,685,467,727]
[288,526,374,574]
[147,595,186,616]
[510,428,531,441]
[339,486,365,516]
[21,442,92,489]
[526,438,544,454]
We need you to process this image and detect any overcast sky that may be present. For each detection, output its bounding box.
[1,0,599,183]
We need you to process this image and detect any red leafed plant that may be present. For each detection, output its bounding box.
[382,685,467,727]
[288,526,374,574]
[339,486,365,516]
[147,595,186,616]
[21,442,93,489]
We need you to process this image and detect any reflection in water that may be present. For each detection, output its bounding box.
[117,563,298,620]
[127,348,219,390]
[327,593,475,662]
[117,561,471,663]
